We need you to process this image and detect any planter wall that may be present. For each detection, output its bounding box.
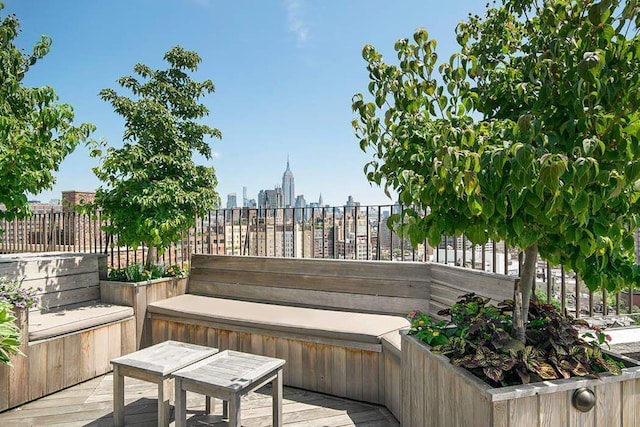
[401,331,640,427]
[100,276,188,349]
[0,307,28,411]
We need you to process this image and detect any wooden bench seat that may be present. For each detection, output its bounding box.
[0,253,135,412]
[148,294,409,350]
[29,302,134,341]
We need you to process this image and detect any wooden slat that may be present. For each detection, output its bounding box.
[27,343,47,401]
[430,263,515,302]
[509,395,538,427]
[38,287,101,311]
[43,337,64,394]
[540,391,568,427]
[622,378,639,427]
[188,281,428,317]
[0,255,100,281]
[190,254,430,282]
[189,268,429,299]
[595,382,621,427]
[26,272,98,294]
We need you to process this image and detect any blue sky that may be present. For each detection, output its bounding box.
[4,0,486,207]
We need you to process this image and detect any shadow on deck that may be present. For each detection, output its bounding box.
[0,373,399,426]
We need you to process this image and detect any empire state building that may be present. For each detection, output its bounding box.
[282,157,295,208]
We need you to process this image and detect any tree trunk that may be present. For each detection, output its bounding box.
[512,243,538,343]
[145,246,158,270]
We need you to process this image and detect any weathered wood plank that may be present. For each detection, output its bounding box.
[190,254,430,282]
[27,342,47,401]
[595,382,621,427]
[302,341,317,392]
[539,390,569,427]
[188,281,428,316]
[45,339,64,394]
[38,287,101,311]
[429,264,515,303]
[0,255,100,281]
[622,378,639,427]
[189,268,429,299]
[509,395,538,427]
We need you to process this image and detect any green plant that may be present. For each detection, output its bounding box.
[0,300,22,365]
[408,293,623,387]
[0,2,96,228]
[0,275,40,310]
[86,46,220,269]
[354,0,640,343]
[534,289,562,311]
[107,263,186,282]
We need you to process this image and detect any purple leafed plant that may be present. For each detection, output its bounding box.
[0,275,41,310]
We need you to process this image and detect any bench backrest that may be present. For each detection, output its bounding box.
[188,255,431,317]
[428,263,516,319]
[0,253,106,312]
[188,255,519,318]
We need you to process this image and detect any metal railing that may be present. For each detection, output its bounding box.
[1,205,638,319]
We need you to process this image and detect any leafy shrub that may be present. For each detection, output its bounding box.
[0,300,23,365]
[408,293,624,387]
[0,275,40,310]
[107,263,186,282]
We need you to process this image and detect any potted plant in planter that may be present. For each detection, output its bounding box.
[353,0,640,424]
[401,294,640,426]
[0,300,23,366]
[99,263,187,349]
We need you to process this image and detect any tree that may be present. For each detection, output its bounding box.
[90,46,220,268]
[353,0,640,342]
[0,3,95,224]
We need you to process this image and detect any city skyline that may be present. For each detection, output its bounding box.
[2,1,488,207]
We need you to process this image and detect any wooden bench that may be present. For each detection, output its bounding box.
[148,255,424,406]
[147,254,516,422]
[0,252,135,412]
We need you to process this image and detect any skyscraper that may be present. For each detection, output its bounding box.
[282,157,295,208]
[226,193,237,209]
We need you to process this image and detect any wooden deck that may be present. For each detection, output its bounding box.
[0,373,399,426]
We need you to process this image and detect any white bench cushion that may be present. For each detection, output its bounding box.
[148,294,409,346]
[29,302,134,341]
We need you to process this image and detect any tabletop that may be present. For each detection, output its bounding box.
[111,340,218,377]
[171,350,285,391]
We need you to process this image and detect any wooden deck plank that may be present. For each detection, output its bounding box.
[0,373,398,426]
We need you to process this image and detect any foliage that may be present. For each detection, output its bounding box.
[86,46,220,268]
[107,263,186,282]
[535,289,562,311]
[0,2,96,225]
[353,0,640,340]
[0,275,40,310]
[408,294,623,387]
[0,300,22,365]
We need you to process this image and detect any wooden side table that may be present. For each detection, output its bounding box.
[110,340,218,427]
[172,350,286,427]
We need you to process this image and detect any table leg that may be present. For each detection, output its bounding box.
[113,365,125,427]
[273,369,283,427]
[174,378,187,427]
[223,400,228,419]
[157,379,172,427]
[205,396,215,414]
[228,394,241,427]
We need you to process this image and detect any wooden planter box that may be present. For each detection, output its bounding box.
[0,307,28,411]
[401,331,640,427]
[100,276,188,349]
